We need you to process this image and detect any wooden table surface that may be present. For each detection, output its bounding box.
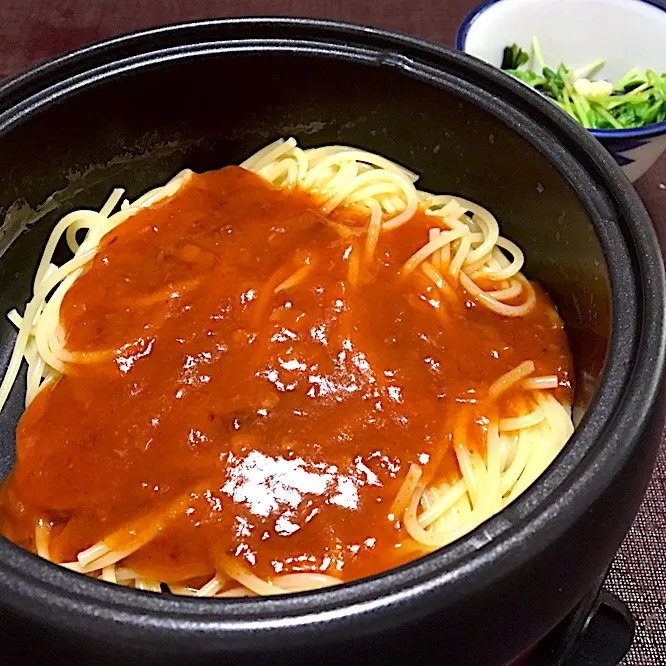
[1,1,665,664]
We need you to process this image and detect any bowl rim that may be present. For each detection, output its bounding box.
[454,0,666,140]
[0,16,664,653]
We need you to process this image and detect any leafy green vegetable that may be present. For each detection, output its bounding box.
[501,44,530,70]
[615,67,643,92]
[539,67,565,99]
[504,69,543,87]
[500,37,666,130]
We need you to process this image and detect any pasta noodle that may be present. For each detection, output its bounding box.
[0,138,574,598]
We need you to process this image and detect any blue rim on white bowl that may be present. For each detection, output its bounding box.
[455,0,666,181]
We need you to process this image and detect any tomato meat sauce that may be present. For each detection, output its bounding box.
[0,166,572,585]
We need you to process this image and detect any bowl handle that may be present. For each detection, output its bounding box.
[559,588,635,666]
[521,570,635,666]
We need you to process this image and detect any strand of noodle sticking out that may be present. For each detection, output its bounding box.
[242,138,534,317]
[1,138,574,599]
[46,535,344,597]
[400,390,572,549]
[37,484,346,598]
[0,169,194,412]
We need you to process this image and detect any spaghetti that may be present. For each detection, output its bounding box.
[0,138,573,597]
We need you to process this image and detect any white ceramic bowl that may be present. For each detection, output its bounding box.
[456,0,666,182]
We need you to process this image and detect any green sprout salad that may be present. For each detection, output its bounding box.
[501,38,666,130]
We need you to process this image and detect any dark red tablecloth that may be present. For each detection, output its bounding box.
[1,1,665,663]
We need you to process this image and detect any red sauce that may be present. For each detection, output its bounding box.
[0,166,572,585]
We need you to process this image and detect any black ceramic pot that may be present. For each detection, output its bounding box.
[0,18,664,666]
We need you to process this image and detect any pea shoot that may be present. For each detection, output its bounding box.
[501,38,666,130]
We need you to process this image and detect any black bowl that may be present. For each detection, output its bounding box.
[0,18,664,666]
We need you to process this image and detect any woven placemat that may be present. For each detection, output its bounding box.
[607,433,666,665]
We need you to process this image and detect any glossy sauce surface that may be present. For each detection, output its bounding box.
[0,167,572,584]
